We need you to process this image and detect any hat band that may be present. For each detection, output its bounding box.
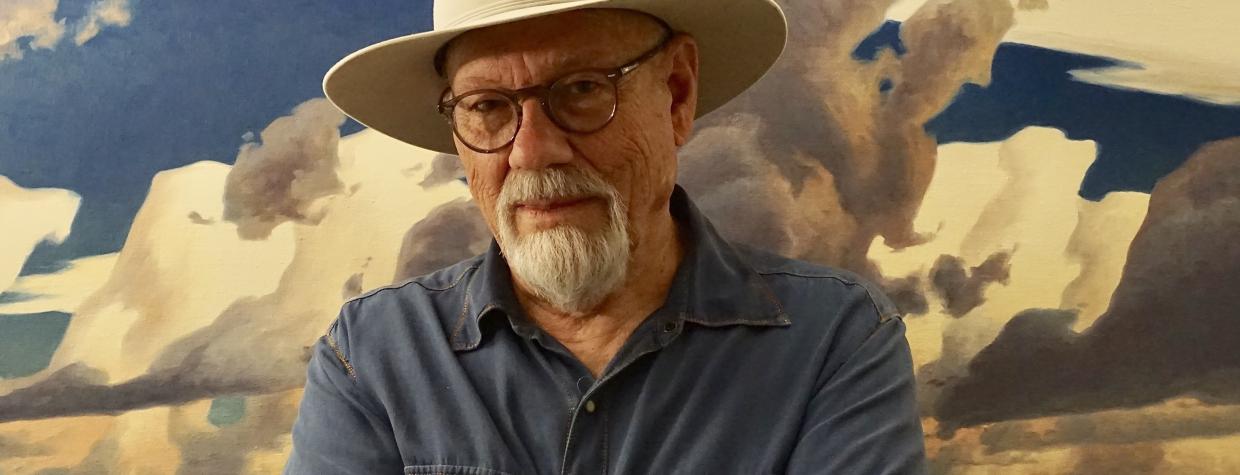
[443,0,587,28]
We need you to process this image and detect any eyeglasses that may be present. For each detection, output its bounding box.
[437,31,673,154]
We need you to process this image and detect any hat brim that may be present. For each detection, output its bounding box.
[322,0,788,155]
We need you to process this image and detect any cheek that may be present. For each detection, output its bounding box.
[461,155,508,228]
[605,112,676,200]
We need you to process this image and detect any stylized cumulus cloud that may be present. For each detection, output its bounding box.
[419,153,466,188]
[929,252,1011,317]
[679,0,1014,315]
[0,0,65,61]
[394,198,492,281]
[223,99,347,239]
[72,0,132,46]
[978,399,1240,454]
[0,0,133,62]
[0,105,465,426]
[936,137,1240,431]
[0,175,80,294]
[890,0,1240,105]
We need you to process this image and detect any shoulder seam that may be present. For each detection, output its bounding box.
[757,270,900,325]
[344,263,477,305]
[323,321,357,381]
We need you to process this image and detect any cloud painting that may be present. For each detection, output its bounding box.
[1,0,1239,473]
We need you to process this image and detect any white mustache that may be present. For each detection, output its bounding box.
[498,166,612,218]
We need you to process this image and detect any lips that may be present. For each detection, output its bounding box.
[515,196,592,211]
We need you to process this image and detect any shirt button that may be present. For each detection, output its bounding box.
[585,400,596,413]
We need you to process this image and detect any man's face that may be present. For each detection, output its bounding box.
[442,9,698,312]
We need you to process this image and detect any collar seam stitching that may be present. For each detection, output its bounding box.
[683,316,790,326]
[756,271,899,323]
[449,266,481,349]
[343,262,478,307]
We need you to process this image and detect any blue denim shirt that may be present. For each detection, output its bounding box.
[285,185,927,475]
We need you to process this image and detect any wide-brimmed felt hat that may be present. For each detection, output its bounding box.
[322,0,788,155]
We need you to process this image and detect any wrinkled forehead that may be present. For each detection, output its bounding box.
[440,9,666,87]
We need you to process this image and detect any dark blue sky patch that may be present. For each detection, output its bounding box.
[54,0,97,21]
[928,43,1240,200]
[1,0,432,275]
[854,22,1240,201]
[853,21,906,62]
[0,312,72,379]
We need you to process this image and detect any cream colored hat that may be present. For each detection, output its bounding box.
[322,0,788,155]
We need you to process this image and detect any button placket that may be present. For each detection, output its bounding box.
[561,391,606,475]
[561,313,679,475]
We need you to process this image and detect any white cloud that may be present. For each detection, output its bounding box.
[869,126,1148,368]
[0,101,472,471]
[0,0,132,63]
[0,175,80,296]
[0,252,116,315]
[0,0,65,62]
[0,103,463,389]
[45,160,300,383]
[887,0,1240,104]
[73,0,131,46]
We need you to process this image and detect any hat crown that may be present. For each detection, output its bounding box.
[434,0,587,29]
[326,0,788,155]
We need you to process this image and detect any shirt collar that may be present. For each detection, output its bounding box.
[450,184,790,352]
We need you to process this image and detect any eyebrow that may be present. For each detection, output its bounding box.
[450,50,621,91]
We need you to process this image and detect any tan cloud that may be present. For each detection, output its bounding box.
[1058,191,1148,330]
[0,253,116,315]
[0,109,468,422]
[0,176,80,296]
[394,198,491,281]
[0,0,133,62]
[677,113,821,258]
[223,99,348,240]
[168,390,303,474]
[8,161,297,391]
[419,153,465,188]
[0,0,65,61]
[72,0,131,46]
[937,137,1240,430]
[979,398,1240,453]
[0,414,115,473]
[869,126,1118,373]
[686,0,1015,290]
[1069,442,1167,474]
[888,0,1240,105]
[929,252,1011,317]
[0,389,301,475]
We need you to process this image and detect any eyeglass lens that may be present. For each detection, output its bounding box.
[450,71,619,152]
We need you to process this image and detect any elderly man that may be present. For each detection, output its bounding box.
[286,1,927,474]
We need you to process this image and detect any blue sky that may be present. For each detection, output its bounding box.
[2,5,1239,279]
[857,20,1240,200]
[1,0,432,274]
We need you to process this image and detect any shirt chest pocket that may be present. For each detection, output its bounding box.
[404,465,513,475]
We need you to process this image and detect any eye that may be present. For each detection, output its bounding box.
[565,80,602,95]
[468,98,507,113]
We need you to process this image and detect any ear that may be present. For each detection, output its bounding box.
[664,34,699,147]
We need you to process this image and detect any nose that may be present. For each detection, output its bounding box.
[507,97,574,170]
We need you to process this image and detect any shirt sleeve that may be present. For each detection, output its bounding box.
[284,315,405,474]
[784,314,928,475]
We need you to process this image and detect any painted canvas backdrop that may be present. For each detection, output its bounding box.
[2,0,1239,473]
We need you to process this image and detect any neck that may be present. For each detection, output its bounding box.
[512,205,684,376]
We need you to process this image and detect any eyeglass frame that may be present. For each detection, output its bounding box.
[436,28,674,154]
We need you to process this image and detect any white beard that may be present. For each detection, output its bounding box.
[496,166,630,314]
